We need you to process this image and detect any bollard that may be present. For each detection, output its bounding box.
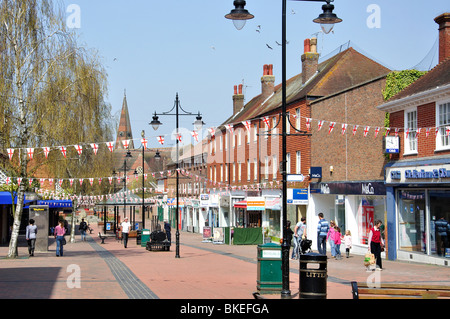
[299,253,327,299]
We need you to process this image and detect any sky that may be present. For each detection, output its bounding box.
[61,0,449,150]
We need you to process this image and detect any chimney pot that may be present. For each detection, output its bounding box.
[238,84,243,94]
[234,85,238,95]
[261,64,275,99]
[304,38,311,53]
[435,13,450,63]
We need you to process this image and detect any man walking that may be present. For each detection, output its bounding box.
[79,218,88,241]
[121,217,131,248]
[317,213,329,255]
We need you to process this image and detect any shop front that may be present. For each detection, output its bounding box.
[309,181,386,256]
[385,159,450,266]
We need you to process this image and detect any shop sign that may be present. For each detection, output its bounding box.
[247,196,265,211]
[310,167,322,178]
[287,188,308,205]
[385,136,399,153]
[310,182,386,195]
[200,194,209,207]
[386,164,450,184]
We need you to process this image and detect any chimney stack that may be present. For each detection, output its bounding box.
[233,84,244,115]
[435,13,450,63]
[301,37,319,84]
[261,64,275,99]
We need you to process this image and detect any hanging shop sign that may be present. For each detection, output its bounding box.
[287,188,308,205]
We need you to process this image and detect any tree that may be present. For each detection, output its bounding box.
[0,0,113,258]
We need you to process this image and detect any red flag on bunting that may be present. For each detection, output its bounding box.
[90,143,99,155]
[74,145,83,155]
[7,149,14,161]
[106,142,114,152]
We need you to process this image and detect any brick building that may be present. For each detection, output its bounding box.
[204,37,391,247]
[378,13,450,266]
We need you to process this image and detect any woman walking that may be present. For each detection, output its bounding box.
[54,220,66,257]
[368,220,384,270]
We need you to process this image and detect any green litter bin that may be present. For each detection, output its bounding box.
[140,229,151,247]
[256,243,282,294]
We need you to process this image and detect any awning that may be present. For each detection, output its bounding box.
[37,200,72,208]
[234,200,247,208]
[0,191,37,206]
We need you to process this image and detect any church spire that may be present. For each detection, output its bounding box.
[116,90,134,149]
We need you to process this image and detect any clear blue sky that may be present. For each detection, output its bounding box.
[62,0,449,149]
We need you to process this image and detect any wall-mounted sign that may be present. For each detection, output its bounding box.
[386,164,450,184]
[287,188,308,205]
[310,167,322,178]
[287,174,304,182]
[385,136,399,154]
[247,197,265,211]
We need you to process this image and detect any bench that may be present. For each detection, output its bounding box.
[351,282,450,299]
[98,232,115,244]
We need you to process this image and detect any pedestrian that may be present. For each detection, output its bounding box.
[435,215,449,257]
[164,220,171,243]
[79,218,88,241]
[334,226,342,260]
[54,220,66,257]
[317,213,329,256]
[368,220,384,270]
[293,217,306,259]
[327,221,336,258]
[343,230,352,258]
[286,220,294,258]
[26,219,37,257]
[121,217,131,248]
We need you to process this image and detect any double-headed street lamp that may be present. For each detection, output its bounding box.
[150,93,204,258]
[226,0,342,298]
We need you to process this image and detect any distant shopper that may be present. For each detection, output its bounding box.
[368,220,384,270]
[293,217,306,259]
[121,217,131,248]
[164,221,171,243]
[327,221,336,258]
[317,213,330,255]
[26,219,37,257]
[79,218,88,241]
[334,226,342,260]
[54,220,66,257]
[343,230,352,258]
[286,220,294,257]
[435,216,449,257]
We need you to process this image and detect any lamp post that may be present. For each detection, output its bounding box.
[226,0,342,298]
[141,130,146,229]
[120,150,133,224]
[112,169,118,233]
[150,93,204,258]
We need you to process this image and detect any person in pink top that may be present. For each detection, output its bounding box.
[54,220,66,257]
[333,226,342,260]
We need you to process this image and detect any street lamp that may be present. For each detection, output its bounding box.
[120,150,133,226]
[225,0,341,298]
[150,93,204,258]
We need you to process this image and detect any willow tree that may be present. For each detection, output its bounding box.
[1,0,113,258]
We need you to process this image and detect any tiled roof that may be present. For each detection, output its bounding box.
[220,47,390,127]
[388,57,450,102]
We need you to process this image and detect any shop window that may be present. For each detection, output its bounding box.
[357,196,385,245]
[398,190,426,253]
[429,190,450,257]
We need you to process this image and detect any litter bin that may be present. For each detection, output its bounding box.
[136,230,142,245]
[299,253,327,299]
[140,229,151,247]
[256,243,282,294]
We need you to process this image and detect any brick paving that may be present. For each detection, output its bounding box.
[0,223,449,300]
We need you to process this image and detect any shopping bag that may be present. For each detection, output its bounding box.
[364,252,375,266]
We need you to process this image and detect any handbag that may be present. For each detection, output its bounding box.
[364,251,375,266]
[61,237,66,245]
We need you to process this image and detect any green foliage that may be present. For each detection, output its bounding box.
[382,70,427,101]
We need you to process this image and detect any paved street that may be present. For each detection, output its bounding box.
[1,223,449,304]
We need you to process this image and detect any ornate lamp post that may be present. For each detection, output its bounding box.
[225,0,342,298]
[150,93,204,258]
